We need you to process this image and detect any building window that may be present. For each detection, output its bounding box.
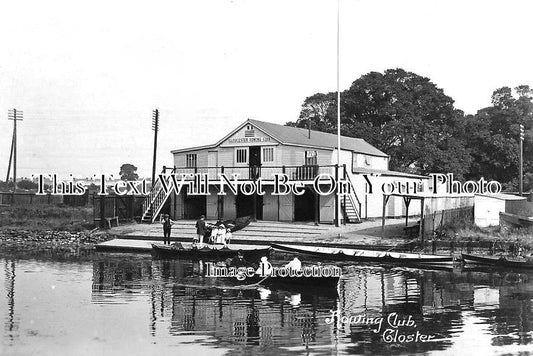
[236,148,248,163]
[245,125,255,137]
[262,147,274,162]
[305,150,317,165]
[186,154,197,168]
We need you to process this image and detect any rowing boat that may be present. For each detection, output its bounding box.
[271,244,454,266]
[254,275,340,289]
[152,243,271,261]
[462,253,533,269]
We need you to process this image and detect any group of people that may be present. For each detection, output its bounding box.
[160,214,232,247]
[195,215,232,247]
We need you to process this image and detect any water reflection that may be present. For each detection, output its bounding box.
[4,259,16,346]
[89,256,533,355]
[1,253,532,355]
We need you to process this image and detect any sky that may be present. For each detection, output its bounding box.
[0,0,532,179]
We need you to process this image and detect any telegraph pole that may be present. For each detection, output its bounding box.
[519,124,524,196]
[335,0,341,227]
[151,109,159,189]
[7,109,23,191]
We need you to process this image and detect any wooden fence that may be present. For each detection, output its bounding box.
[423,206,474,235]
[92,195,145,228]
[0,191,88,206]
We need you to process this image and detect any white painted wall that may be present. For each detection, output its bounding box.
[352,153,389,170]
[474,195,507,227]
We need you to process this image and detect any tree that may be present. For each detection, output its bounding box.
[286,92,337,133]
[119,163,139,181]
[465,86,533,190]
[0,180,15,191]
[290,69,471,177]
[17,179,38,190]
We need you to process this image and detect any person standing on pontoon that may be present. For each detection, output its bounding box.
[195,215,206,247]
[160,214,175,245]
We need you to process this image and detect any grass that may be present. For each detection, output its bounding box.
[439,223,533,248]
[0,204,95,232]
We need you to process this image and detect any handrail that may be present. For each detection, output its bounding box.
[150,184,175,223]
[161,164,339,171]
[343,167,362,221]
[344,171,361,207]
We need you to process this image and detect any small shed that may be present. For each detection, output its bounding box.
[474,193,526,227]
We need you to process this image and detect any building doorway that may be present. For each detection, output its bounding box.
[236,193,263,220]
[183,189,206,219]
[249,146,261,179]
[294,187,317,221]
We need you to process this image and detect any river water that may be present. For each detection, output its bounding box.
[0,251,532,356]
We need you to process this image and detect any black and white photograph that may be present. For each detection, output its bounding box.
[0,0,532,355]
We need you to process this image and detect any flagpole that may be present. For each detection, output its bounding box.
[336,0,341,227]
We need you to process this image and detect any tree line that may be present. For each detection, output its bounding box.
[287,68,532,192]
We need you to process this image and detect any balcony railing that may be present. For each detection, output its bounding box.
[161,164,341,181]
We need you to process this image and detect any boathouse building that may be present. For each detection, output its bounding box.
[144,119,429,224]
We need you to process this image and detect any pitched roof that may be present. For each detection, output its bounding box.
[248,119,388,157]
[352,167,428,179]
[171,118,389,157]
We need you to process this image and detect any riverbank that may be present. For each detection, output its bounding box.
[0,204,94,231]
[421,224,533,256]
[0,205,115,252]
[0,229,115,250]
[1,204,531,255]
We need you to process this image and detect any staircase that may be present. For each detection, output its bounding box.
[141,175,173,223]
[341,173,362,223]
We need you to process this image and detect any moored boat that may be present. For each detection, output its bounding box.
[500,212,533,229]
[271,244,454,266]
[214,268,341,291]
[172,271,340,292]
[221,215,252,232]
[152,243,271,261]
[462,253,533,269]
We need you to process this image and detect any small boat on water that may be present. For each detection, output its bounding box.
[152,243,271,261]
[173,272,340,293]
[462,253,533,269]
[271,244,454,266]
[212,267,341,290]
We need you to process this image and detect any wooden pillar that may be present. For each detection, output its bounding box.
[419,198,425,244]
[404,197,411,226]
[217,195,224,220]
[100,195,106,229]
[342,164,347,225]
[314,189,319,226]
[130,196,135,220]
[381,195,390,238]
[334,164,339,227]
